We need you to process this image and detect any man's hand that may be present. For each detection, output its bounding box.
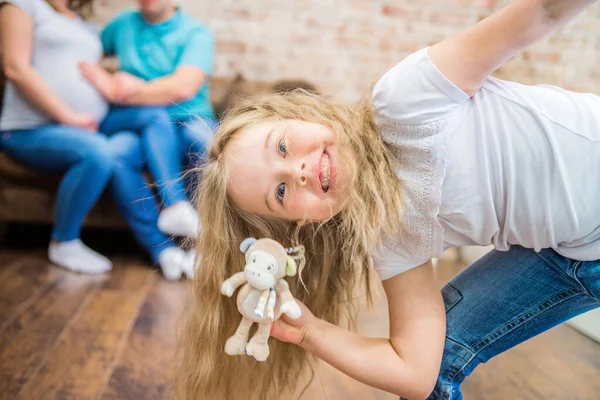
[113,71,146,102]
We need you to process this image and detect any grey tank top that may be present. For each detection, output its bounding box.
[0,0,108,131]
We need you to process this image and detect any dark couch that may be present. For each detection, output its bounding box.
[0,55,318,237]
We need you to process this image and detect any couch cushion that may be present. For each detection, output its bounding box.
[0,152,50,182]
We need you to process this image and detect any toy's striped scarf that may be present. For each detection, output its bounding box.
[254,287,276,320]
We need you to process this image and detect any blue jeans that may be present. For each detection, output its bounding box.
[0,126,113,241]
[100,106,217,207]
[106,131,174,262]
[427,245,600,399]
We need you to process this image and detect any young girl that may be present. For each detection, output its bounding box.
[177,0,600,399]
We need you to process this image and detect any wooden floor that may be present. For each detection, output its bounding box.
[0,249,599,400]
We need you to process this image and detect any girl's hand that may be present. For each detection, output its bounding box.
[271,299,318,346]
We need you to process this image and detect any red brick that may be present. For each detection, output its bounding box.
[429,10,472,25]
[215,40,247,54]
[334,35,372,49]
[382,5,422,19]
[94,0,600,102]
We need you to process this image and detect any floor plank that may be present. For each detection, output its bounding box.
[100,280,188,400]
[0,270,104,399]
[0,257,58,329]
[16,261,155,400]
[0,250,27,281]
[0,251,598,400]
[462,324,600,400]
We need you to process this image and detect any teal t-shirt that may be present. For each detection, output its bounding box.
[101,8,215,121]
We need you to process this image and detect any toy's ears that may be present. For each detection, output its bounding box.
[240,237,257,253]
[285,256,298,276]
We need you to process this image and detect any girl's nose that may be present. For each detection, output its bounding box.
[295,160,307,186]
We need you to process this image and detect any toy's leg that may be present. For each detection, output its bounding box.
[225,317,253,356]
[245,322,272,362]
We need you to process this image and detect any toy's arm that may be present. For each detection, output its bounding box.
[275,280,302,319]
[221,272,247,297]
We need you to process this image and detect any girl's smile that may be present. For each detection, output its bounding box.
[226,119,348,222]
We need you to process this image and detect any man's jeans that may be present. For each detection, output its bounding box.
[101,105,217,207]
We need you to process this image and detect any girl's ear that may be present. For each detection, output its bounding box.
[285,256,298,276]
[240,237,257,253]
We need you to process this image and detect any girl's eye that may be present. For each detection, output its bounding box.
[276,183,286,204]
[277,139,287,157]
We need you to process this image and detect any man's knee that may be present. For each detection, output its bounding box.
[107,131,144,169]
[179,117,217,153]
[135,105,171,124]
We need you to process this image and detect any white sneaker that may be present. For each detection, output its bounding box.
[48,239,112,274]
[157,201,200,239]
[182,249,198,280]
[158,247,196,281]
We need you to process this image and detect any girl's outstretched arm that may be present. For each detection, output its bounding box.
[271,261,445,399]
[428,0,598,96]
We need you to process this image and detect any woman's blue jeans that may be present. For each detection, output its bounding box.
[0,125,175,263]
[426,245,600,399]
[100,105,217,207]
[0,126,113,242]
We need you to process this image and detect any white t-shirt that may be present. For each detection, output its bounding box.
[0,0,108,131]
[371,47,600,280]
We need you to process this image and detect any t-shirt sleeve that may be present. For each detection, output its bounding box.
[372,242,428,280]
[372,47,470,125]
[101,12,129,56]
[178,28,214,76]
[4,0,36,19]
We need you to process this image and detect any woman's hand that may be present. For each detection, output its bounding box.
[60,111,98,132]
[79,61,117,102]
[271,299,318,346]
[79,62,146,104]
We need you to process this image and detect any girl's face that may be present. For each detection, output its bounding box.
[227,119,349,223]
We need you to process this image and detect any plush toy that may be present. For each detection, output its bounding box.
[220,237,305,362]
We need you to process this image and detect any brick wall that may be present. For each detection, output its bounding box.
[93,0,600,102]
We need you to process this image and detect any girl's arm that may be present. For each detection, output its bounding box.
[272,261,445,399]
[429,0,597,96]
[0,4,94,129]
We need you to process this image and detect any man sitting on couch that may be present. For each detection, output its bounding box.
[80,0,216,242]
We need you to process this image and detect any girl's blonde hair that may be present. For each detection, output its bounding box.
[175,89,403,400]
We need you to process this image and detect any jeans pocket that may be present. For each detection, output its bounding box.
[442,283,462,313]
